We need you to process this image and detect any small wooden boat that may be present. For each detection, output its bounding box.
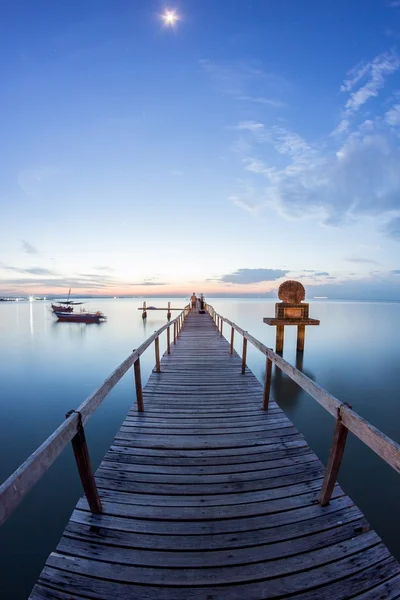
[54,310,106,323]
[51,303,74,313]
[51,289,84,313]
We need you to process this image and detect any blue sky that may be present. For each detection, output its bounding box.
[1,0,400,299]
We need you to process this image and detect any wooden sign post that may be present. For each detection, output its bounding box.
[264,281,320,353]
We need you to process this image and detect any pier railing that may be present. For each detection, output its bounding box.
[206,304,400,506]
[2,303,399,526]
[0,306,189,526]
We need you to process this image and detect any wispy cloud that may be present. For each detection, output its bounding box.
[200,59,287,108]
[1,277,109,289]
[385,103,400,125]
[21,240,38,254]
[389,0,400,7]
[237,96,286,108]
[1,265,57,275]
[128,281,168,286]
[95,266,114,272]
[231,121,265,133]
[345,258,381,265]
[217,268,289,284]
[335,50,400,133]
[229,112,400,229]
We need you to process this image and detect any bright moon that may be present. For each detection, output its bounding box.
[162,10,178,26]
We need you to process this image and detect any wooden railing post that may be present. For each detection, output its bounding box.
[220,319,223,337]
[134,356,144,412]
[319,403,351,506]
[263,356,272,411]
[154,335,160,373]
[174,322,177,344]
[230,326,234,354]
[241,336,247,374]
[167,325,171,354]
[65,410,102,514]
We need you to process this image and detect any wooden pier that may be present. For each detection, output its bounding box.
[1,308,400,598]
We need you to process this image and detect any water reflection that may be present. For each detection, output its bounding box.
[268,353,316,410]
[29,301,34,337]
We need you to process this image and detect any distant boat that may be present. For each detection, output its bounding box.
[54,310,106,323]
[51,289,84,313]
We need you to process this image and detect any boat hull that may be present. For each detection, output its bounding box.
[54,311,106,323]
[51,304,73,313]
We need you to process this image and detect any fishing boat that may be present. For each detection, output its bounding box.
[54,310,106,323]
[51,289,84,313]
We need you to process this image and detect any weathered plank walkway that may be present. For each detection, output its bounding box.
[30,312,400,599]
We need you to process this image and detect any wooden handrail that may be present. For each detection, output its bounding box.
[205,304,400,480]
[0,307,189,527]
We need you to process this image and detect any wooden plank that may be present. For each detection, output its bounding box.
[42,533,386,585]
[70,495,355,536]
[65,505,365,550]
[264,317,320,326]
[57,520,372,568]
[32,546,396,599]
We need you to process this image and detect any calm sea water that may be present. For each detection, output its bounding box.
[0,297,400,598]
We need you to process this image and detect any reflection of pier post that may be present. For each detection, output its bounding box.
[142,301,147,320]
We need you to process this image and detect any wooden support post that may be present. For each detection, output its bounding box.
[297,324,305,352]
[230,326,234,355]
[167,301,171,321]
[263,357,272,411]
[220,319,223,337]
[319,404,351,506]
[134,357,144,412]
[167,326,171,354]
[276,325,284,353]
[241,336,247,374]
[173,322,177,345]
[142,301,147,320]
[154,336,160,373]
[66,410,102,514]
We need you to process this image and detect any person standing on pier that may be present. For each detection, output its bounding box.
[191,292,197,312]
[199,293,205,312]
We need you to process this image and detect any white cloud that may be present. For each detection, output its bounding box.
[335,50,400,133]
[385,103,400,125]
[230,119,400,226]
[231,121,265,133]
[218,268,289,284]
